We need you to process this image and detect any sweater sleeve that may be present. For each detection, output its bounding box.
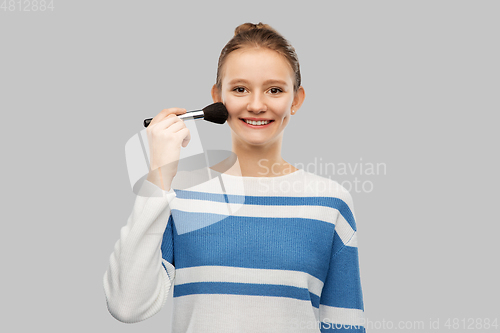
[319,190,366,332]
[103,180,177,323]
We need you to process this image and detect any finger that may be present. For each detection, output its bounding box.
[147,115,176,132]
[164,119,187,134]
[149,114,183,131]
[149,108,187,127]
[151,119,188,141]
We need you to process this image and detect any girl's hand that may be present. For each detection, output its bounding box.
[145,107,191,190]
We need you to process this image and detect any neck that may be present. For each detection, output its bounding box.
[212,136,297,177]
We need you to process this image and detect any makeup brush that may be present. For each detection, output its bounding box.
[143,102,228,127]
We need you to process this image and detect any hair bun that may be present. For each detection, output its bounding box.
[234,22,277,36]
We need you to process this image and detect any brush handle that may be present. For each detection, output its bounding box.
[143,110,204,128]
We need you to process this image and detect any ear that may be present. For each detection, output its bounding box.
[291,86,306,112]
[211,84,222,103]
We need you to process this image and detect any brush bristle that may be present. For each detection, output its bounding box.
[203,102,228,124]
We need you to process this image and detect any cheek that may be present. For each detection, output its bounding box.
[223,96,246,117]
[271,101,292,118]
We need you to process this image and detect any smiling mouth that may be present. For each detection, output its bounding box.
[240,119,275,126]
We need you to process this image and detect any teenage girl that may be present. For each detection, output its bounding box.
[104,22,366,333]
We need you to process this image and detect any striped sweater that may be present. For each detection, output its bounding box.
[103,167,366,332]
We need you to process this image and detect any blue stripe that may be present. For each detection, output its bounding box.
[170,211,230,235]
[174,189,236,203]
[160,215,175,265]
[174,189,356,231]
[310,292,320,308]
[320,246,364,310]
[172,214,335,280]
[174,281,318,304]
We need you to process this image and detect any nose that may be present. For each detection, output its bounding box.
[247,92,267,113]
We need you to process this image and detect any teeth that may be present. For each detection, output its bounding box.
[245,120,270,125]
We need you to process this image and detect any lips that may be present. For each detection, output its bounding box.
[240,118,274,128]
[239,118,274,122]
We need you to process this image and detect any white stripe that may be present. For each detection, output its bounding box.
[174,168,350,199]
[346,232,358,247]
[172,197,338,225]
[319,304,365,327]
[175,265,324,298]
[335,213,356,246]
[312,306,319,321]
[172,293,322,333]
[161,259,176,281]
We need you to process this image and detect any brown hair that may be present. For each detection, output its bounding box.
[215,22,301,94]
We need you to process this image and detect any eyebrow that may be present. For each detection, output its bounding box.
[228,79,289,86]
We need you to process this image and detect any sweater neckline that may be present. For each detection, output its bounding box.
[209,167,304,180]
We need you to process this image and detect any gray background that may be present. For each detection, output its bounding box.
[1,0,498,332]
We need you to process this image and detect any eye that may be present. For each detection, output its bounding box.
[269,87,283,94]
[233,87,246,93]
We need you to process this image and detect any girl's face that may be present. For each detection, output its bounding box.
[213,47,304,148]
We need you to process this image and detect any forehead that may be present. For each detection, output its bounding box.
[222,47,293,85]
